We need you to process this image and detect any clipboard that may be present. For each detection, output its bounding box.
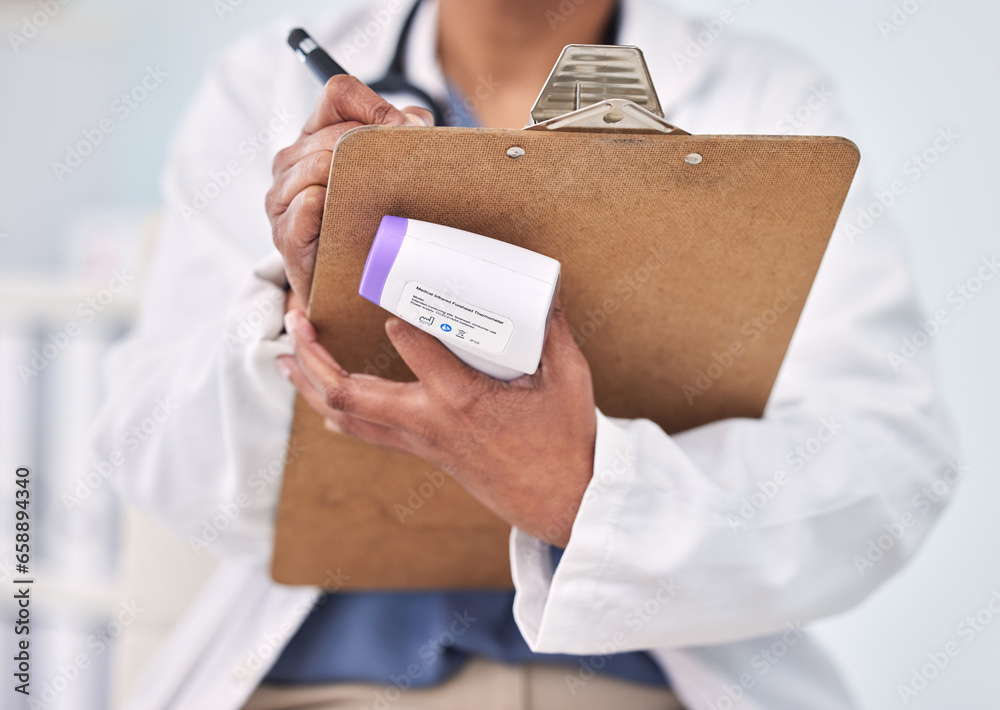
[271,46,860,589]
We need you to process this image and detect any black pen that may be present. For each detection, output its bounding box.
[287,28,348,84]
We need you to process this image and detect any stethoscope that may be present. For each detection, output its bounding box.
[367,0,622,127]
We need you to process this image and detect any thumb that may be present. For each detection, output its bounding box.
[385,317,479,387]
[402,105,435,127]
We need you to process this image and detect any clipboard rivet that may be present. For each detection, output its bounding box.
[506,146,526,159]
[684,152,703,165]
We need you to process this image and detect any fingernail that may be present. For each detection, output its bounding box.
[405,112,432,127]
[275,358,291,379]
[324,418,342,433]
[284,311,299,338]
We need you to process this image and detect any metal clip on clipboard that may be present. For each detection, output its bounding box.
[525,44,688,135]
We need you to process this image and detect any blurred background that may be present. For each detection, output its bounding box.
[0,0,997,708]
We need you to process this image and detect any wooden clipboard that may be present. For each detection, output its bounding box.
[269,120,859,589]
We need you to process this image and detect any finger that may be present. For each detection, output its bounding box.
[271,122,360,179]
[273,185,327,300]
[275,102,425,181]
[271,108,426,211]
[274,103,425,183]
[278,355,421,456]
[323,413,422,457]
[384,317,486,401]
[303,75,409,135]
[401,105,435,127]
[285,288,307,316]
[286,310,425,427]
[278,354,344,420]
[267,149,334,219]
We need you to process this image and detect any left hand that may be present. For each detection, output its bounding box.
[275,304,597,546]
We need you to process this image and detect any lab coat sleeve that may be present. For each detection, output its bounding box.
[91,34,303,560]
[511,51,960,652]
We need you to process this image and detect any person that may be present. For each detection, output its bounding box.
[92,0,958,708]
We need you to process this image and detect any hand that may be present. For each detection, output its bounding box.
[275,304,598,547]
[266,75,433,301]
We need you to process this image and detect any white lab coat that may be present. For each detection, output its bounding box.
[93,0,958,708]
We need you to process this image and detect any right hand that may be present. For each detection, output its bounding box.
[266,75,433,302]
